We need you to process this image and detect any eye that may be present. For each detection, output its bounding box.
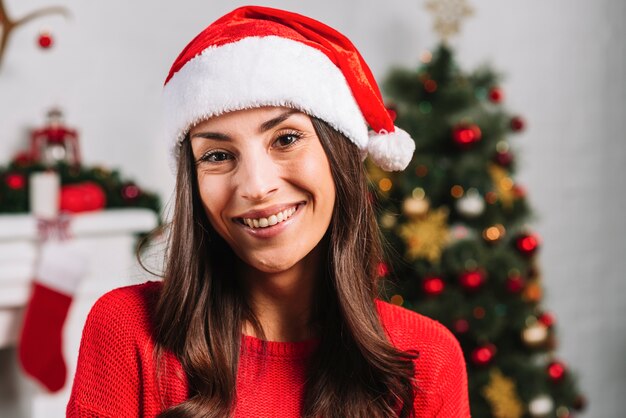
[273,130,303,148]
[197,150,233,164]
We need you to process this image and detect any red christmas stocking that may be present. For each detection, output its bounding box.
[18,239,88,392]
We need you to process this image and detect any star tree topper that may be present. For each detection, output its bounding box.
[425,0,474,42]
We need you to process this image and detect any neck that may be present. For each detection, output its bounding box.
[237,246,323,342]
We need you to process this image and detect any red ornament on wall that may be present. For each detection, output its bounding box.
[60,182,106,213]
[38,31,54,49]
[5,173,26,190]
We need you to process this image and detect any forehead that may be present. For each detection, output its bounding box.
[190,106,312,134]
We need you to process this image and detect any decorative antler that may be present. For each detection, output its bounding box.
[0,0,70,70]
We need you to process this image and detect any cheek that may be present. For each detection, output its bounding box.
[197,175,231,233]
[289,155,335,216]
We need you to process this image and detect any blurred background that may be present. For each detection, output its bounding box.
[0,0,624,417]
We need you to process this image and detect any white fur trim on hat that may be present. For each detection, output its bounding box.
[163,36,369,171]
[367,126,416,171]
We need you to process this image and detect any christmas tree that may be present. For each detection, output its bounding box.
[369,35,586,418]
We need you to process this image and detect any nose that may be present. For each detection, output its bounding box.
[236,150,279,201]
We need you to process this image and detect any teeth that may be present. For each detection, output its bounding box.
[242,205,298,229]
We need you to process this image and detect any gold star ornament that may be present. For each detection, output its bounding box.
[482,368,524,418]
[398,207,450,263]
[425,0,474,42]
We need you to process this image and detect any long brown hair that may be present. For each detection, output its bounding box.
[141,116,418,417]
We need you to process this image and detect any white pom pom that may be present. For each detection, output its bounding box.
[367,126,416,171]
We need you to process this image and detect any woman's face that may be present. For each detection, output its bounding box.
[189,106,336,274]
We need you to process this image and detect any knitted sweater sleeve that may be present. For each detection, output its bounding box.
[66,287,145,417]
[375,300,471,417]
[429,321,471,417]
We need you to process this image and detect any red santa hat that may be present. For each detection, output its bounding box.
[163,5,415,171]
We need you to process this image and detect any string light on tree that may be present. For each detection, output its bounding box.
[523,280,543,303]
[403,188,430,217]
[379,211,397,229]
[482,224,506,244]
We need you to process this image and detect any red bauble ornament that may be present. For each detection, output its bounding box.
[506,275,526,293]
[38,32,54,49]
[376,262,389,278]
[13,151,33,166]
[459,270,486,291]
[121,183,141,201]
[452,124,482,148]
[453,318,469,334]
[422,276,445,296]
[471,343,496,366]
[538,312,555,327]
[60,182,106,213]
[512,184,526,198]
[510,116,525,132]
[515,233,541,257]
[494,150,514,167]
[573,394,587,411]
[6,173,26,190]
[488,87,504,103]
[547,360,567,383]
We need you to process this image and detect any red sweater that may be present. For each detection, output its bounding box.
[67,281,470,417]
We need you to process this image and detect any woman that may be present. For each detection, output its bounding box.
[67,6,470,417]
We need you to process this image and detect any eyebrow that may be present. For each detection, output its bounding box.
[190,109,301,141]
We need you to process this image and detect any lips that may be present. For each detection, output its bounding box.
[234,202,304,221]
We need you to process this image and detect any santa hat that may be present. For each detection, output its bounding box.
[163,5,415,172]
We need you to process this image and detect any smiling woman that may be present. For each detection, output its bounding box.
[66,5,470,418]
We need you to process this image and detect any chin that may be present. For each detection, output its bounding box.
[246,256,297,274]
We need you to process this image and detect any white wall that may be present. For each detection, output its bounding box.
[1,0,624,416]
